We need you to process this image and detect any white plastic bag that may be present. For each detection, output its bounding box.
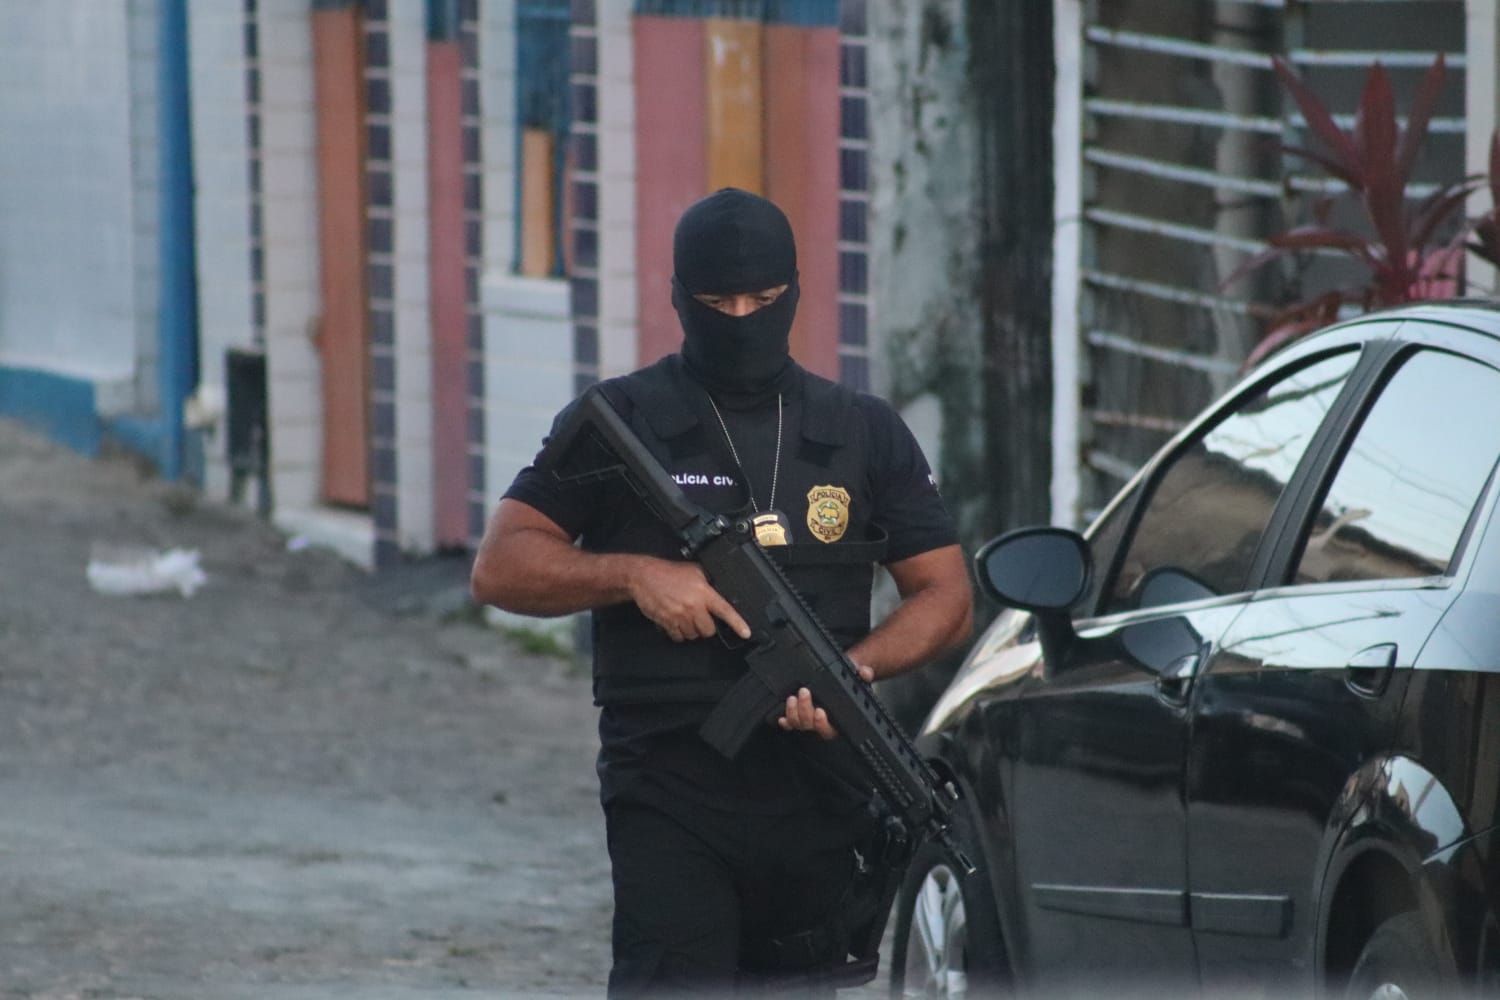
[87,546,207,598]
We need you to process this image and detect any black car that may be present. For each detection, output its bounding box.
[891,302,1500,999]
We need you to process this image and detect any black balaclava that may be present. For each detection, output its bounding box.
[671,188,800,397]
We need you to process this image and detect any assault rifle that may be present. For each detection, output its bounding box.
[537,386,975,970]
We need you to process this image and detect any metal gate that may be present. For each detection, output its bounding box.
[1071,0,1467,520]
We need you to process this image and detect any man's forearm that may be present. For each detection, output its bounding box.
[846,583,973,681]
[472,525,637,617]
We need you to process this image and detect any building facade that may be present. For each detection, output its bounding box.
[5,0,1497,569]
[0,0,870,570]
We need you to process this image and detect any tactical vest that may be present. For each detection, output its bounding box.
[589,356,888,707]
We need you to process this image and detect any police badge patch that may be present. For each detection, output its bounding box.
[805,485,851,543]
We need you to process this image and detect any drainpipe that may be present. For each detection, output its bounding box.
[157,0,200,480]
[1050,0,1083,529]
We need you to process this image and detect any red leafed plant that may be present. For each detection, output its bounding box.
[1227,53,1482,368]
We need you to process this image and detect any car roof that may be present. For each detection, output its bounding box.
[1314,299,1500,342]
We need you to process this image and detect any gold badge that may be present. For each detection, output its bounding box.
[752,511,791,546]
[806,485,851,543]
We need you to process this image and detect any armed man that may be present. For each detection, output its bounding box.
[470,187,972,997]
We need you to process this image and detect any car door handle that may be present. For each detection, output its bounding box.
[1345,643,1397,698]
[1155,651,1200,707]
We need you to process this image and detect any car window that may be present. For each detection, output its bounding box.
[1100,350,1359,615]
[1290,349,1500,585]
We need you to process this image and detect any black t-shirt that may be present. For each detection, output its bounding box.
[503,358,958,815]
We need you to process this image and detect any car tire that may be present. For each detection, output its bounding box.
[1343,911,1449,1000]
[888,825,1009,999]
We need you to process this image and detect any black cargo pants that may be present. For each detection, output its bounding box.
[603,797,869,998]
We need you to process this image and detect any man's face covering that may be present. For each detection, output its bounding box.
[671,188,800,393]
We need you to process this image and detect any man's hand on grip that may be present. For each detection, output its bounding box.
[777,662,875,740]
[628,556,751,643]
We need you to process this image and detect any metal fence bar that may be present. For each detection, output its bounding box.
[1288,48,1465,69]
[1082,269,1260,316]
[1085,207,1267,255]
[1084,448,1144,484]
[1087,101,1466,139]
[1084,148,1284,197]
[1301,113,1467,134]
[1284,173,1443,198]
[1086,329,1245,376]
[1086,98,1283,134]
[1087,149,1445,200]
[1085,27,1274,68]
[1088,27,1463,72]
[1089,410,1191,434]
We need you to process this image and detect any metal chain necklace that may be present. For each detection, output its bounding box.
[705,393,792,546]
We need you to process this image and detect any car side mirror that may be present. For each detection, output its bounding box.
[1131,565,1217,610]
[974,526,1092,613]
[975,527,1092,666]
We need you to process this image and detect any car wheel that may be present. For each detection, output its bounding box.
[889,832,1008,999]
[1343,912,1448,1000]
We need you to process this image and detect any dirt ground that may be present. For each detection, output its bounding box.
[0,419,612,999]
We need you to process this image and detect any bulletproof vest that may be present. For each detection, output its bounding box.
[589,356,888,707]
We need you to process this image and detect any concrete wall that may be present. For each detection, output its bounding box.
[866,0,982,534]
[0,2,142,448]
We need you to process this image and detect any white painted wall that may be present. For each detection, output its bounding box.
[390,0,435,553]
[0,3,140,401]
[596,2,638,381]
[1051,0,1084,529]
[187,2,257,500]
[482,274,573,494]
[480,2,518,279]
[257,0,325,521]
[128,0,163,418]
[476,2,575,503]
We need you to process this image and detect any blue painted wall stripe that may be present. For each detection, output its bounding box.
[0,367,101,456]
[156,0,200,481]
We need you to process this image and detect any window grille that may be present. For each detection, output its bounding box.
[1072,0,1466,520]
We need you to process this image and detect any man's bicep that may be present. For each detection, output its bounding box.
[885,544,967,599]
[493,497,574,542]
[502,462,597,540]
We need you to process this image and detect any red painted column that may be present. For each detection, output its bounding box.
[427,36,468,547]
[634,15,708,366]
[765,23,842,381]
[311,3,371,506]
